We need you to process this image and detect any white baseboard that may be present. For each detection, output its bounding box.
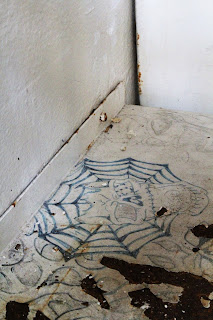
[0,82,125,252]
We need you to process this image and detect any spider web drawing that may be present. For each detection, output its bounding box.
[28,158,208,262]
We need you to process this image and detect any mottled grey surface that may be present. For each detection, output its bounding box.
[0,105,213,319]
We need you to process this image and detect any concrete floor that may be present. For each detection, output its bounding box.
[0,105,213,319]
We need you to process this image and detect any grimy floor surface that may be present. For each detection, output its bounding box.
[0,105,213,319]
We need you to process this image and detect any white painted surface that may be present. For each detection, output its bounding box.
[0,1,136,217]
[136,0,213,114]
[0,83,125,251]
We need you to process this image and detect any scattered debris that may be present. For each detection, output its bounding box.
[191,224,213,238]
[100,112,107,122]
[120,146,126,151]
[104,124,113,133]
[156,207,168,217]
[81,274,110,309]
[127,129,136,139]
[111,117,121,123]
[101,256,213,320]
[6,301,29,320]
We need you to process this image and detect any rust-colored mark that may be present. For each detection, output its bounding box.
[6,301,29,320]
[101,257,213,320]
[87,140,94,151]
[90,224,102,233]
[191,224,213,239]
[136,33,140,45]
[81,275,110,309]
[137,63,143,95]
[12,201,17,207]
[104,124,113,133]
[38,267,72,312]
[79,243,90,254]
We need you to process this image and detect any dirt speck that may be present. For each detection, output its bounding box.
[15,244,21,250]
[156,207,168,217]
[192,247,200,253]
[100,112,107,122]
[81,302,89,307]
[33,310,50,320]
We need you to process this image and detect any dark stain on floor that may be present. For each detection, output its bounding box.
[101,256,213,320]
[191,224,213,238]
[6,301,29,320]
[81,274,110,309]
[6,301,50,320]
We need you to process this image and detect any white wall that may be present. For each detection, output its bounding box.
[136,0,213,114]
[0,0,136,217]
